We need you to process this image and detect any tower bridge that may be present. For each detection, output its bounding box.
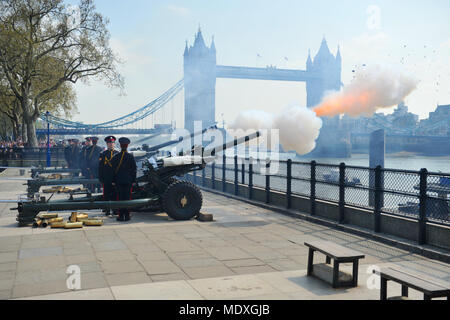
[183,28,342,132]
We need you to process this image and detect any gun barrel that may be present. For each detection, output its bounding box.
[146,125,217,152]
[204,131,261,156]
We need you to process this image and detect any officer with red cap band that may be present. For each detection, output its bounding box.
[111,137,137,221]
[99,136,119,216]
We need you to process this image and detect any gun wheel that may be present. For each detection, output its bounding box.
[162,180,202,220]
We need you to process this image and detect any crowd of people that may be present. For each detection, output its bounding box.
[65,136,137,222]
[0,140,26,160]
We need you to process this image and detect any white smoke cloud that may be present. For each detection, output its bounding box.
[229,106,322,155]
[273,106,322,155]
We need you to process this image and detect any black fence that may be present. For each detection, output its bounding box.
[0,147,67,167]
[190,156,450,245]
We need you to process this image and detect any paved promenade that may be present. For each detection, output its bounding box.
[0,169,449,300]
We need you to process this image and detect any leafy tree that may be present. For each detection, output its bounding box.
[1,66,77,142]
[0,0,123,146]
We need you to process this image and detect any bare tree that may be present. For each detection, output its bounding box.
[0,0,123,146]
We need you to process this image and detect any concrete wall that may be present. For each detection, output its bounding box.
[187,174,450,251]
[427,223,450,250]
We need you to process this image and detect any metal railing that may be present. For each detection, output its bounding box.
[0,147,67,167]
[190,156,450,245]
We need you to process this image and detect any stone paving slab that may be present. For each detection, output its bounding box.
[105,272,152,287]
[0,251,18,263]
[101,260,145,274]
[64,253,97,265]
[231,265,277,275]
[187,273,282,300]
[96,250,136,263]
[110,280,204,300]
[150,272,189,282]
[17,288,115,300]
[223,258,266,268]
[19,247,63,259]
[140,260,183,275]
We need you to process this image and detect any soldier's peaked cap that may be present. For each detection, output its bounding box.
[85,137,92,141]
[91,137,99,142]
[104,136,116,143]
[119,137,131,145]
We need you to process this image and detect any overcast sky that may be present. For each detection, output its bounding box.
[69,0,450,126]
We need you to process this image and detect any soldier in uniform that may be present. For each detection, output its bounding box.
[99,136,119,216]
[111,137,137,221]
[86,137,103,192]
[64,139,81,170]
[70,139,81,171]
[64,139,73,168]
[79,137,92,178]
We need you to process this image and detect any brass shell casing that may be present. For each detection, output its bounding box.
[76,214,89,222]
[82,219,103,226]
[64,222,83,229]
[51,222,66,228]
[39,213,59,219]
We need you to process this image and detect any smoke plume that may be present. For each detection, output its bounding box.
[229,106,322,155]
[313,65,418,117]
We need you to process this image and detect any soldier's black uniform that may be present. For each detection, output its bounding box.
[99,136,119,215]
[70,142,81,169]
[111,137,137,221]
[64,139,81,169]
[79,138,92,178]
[86,137,103,192]
[64,141,73,168]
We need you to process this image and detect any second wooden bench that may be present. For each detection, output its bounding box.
[304,240,365,288]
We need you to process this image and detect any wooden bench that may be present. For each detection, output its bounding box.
[373,267,450,300]
[304,240,365,288]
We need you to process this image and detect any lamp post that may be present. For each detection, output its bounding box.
[46,111,51,167]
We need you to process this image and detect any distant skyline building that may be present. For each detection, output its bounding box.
[418,104,450,136]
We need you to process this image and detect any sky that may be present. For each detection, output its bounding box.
[69,0,450,127]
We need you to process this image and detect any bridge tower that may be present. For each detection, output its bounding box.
[183,28,217,133]
[306,37,342,108]
[306,38,349,157]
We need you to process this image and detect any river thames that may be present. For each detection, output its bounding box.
[299,154,450,173]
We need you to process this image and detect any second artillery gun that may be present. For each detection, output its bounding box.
[13,129,260,226]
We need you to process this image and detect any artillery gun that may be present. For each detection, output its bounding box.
[13,130,261,226]
[30,167,82,179]
[0,166,81,179]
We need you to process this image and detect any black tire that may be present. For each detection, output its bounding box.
[162,180,202,220]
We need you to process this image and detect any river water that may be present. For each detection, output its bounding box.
[298,154,450,173]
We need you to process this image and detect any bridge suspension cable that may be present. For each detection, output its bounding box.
[41,79,184,129]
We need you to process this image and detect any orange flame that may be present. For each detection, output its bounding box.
[313,91,376,117]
